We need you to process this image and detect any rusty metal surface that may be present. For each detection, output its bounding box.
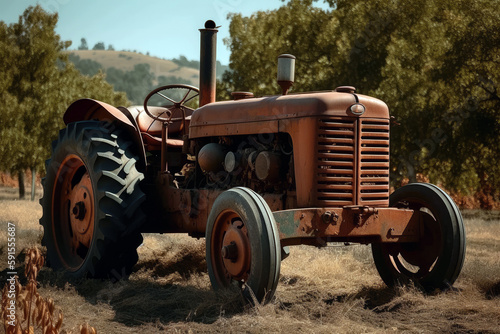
[147,179,411,248]
[63,98,134,127]
[62,98,147,171]
[148,180,285,235]
[52,154,95,270]
[231,92,255,100]
[210,210,251,281]
[189,91,390,210]
[274,206,420,247]
[153,183,220,235]
[313,117,390,207]
[357,119,390,205]
[189,91,389,138]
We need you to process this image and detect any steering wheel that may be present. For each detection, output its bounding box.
[143,84,200,123]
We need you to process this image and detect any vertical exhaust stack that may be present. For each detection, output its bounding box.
[199,20,218,106]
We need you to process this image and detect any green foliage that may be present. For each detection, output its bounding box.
[92,41,105,50]
[106,63,155,104]
[0,5,128,187]
[223,0,500,201]
[172,55,229,76]
[67,53,102,76]
[78,37,88,50]
[69,55,194,105]
[223,0,334,96]
[172,55,199,69]
[157,75,191,87]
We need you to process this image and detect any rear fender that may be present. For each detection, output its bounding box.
[63,98,147,171]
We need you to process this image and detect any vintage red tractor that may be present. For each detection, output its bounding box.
[40,20,466,303]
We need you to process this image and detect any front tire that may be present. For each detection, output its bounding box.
[206,187,281,304]
[40,121,145,279]
[371,183,466,291]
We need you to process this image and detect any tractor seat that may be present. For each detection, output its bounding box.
[135,106,192,137]
[132,106,192,151]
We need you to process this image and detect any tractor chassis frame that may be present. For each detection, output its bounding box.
[145,177,421,247]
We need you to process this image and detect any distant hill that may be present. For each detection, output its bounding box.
[70,50,200,86]
[66,50,230,105]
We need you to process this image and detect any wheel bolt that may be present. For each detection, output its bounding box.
[72,201,87,220]
[221,241,238,260]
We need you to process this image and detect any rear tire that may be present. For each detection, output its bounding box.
[40,121,145,280]
[372,183,466,291]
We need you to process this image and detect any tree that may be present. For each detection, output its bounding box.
[78,37,88,50]
[68,53,102,76]
[105,63,155,105]
[222,0,500,205]
[0,21,24,196]
[223,0,333,97]
[425,0,500,203]
[0,5,71,199]
[0,5,128,199]
[92,41,105,50]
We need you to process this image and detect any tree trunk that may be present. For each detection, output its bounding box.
[31,167,36,201]
[18,170,25,199]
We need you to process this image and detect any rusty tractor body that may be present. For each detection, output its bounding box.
[40,21,466,303]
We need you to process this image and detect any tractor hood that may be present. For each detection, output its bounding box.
[189,90,389,138]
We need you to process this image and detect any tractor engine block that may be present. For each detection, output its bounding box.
[196,133,294,193]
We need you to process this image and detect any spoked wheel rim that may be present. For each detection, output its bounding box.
[372,183,466,291]
[386,203,442,279]
[210,209,252,287]
[52,154,95,271]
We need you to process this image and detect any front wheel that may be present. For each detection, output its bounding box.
[372,183,466,291]
[206,187,281,304]
[40,121,146,279]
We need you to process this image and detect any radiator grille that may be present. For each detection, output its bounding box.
[316,117,389,207]
[358,119,390,205]
[316,118,356,204]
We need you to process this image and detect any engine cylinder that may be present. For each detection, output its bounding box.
[255,151,281,183]
[224,151,239,173]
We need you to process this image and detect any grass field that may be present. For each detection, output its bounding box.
[1,185,500,333]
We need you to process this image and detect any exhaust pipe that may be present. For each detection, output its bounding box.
[199,20,218,106]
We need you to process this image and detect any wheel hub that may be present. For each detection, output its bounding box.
[221,241,238,260]
[72,201,86,220]
[69,173,93,242]
[221,220,251,279]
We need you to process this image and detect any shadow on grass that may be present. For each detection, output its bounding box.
[0,242,247,327]
[134,249,207,280]
[3,250,246,328]
[322,285,398,311]
[21,268,247,327]
[81,278,245,326]
[486,281,500,299]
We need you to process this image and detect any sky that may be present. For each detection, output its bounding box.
[0,0,329,65]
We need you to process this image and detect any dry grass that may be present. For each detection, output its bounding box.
[1,185,500,333]
[1,247,97,334]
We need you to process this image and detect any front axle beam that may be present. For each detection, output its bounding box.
[274,206,421,247]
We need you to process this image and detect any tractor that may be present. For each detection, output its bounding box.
[40,20,466,304]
